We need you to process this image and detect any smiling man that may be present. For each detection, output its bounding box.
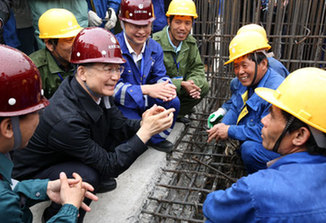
[204,67,326,222]
[12,27,175,223]
[114,0,180,153]
[207,31,284,173]
[153,0,209,124]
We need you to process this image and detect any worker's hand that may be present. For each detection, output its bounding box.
[137,104,175,143]
[88,10,102,27]
[141,80,177,101]
[104,8,117,30]
[207,108,227,129]
[47,172,98,212]
[206,123,229,143]
[181,80,201,99]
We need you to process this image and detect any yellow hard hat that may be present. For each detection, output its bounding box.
[237,24,268,43]
[166,0,198,19]
[38,8,82,39]
[224,31,271,65]
[256,67,326,133]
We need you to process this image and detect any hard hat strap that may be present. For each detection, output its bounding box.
[272,116,295,153]
[11,116,22,151]
[249,52,258,87]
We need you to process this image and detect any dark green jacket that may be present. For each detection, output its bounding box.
[29,49,74,98]
[0,153,78,223]
[153,26,209,94]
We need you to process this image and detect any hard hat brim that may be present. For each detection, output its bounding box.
[255,87,326,134]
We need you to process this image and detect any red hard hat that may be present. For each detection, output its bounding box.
[119,0,155,25]
[0,45,49,117]
[70,27,126,64]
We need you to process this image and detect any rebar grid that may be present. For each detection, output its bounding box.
[140,1,326,222]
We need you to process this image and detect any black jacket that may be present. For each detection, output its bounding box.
[12,76,146,180]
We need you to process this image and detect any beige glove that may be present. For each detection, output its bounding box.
[104,8,117,30]
[88,10,102,27]
[224,138,240,156]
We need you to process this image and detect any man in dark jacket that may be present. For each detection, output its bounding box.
[12,27,175,223]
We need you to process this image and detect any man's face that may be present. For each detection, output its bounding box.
[46,37,75,64]
[168,16,192,43]
[124,22,152,47]
[19,112,40,148]
[80,63,122,97]
[261,105,287,151]
[233,55,266,86]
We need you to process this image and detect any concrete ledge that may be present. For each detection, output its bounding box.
[31,122,185,223]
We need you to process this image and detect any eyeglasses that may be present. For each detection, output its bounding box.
[90,64,125,75]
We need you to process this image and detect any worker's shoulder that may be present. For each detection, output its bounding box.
[29,49,48,67]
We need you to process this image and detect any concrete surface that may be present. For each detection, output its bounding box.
[31,122,185,223]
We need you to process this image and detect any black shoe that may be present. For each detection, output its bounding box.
[97,178,117,193]
[147,140,174,153]
[176,116,191,124]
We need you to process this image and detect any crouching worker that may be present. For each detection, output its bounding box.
[11,28,175,223]
[206,31,285,173]
[204,67,326,222]
[0,45,98,223]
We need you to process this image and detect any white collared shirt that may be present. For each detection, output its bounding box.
[123,32,146,66]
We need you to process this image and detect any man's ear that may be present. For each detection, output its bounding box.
[0,118,14,139]
[44,39,54,52]
[292,126,310,146]
[77,65,87,82]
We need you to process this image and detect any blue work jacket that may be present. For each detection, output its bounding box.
[114,32,172,111]
[203,152,326,222]
[0,153,78,223]
[268,57,289,78]
[152,0,167,33]
[222,68,284,142]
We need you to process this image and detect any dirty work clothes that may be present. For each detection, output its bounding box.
[114,32,180,144]
[222,68,284,173]
[153,26,209,116]
[12,76,147,182]
[203,152,326,222]
[30,48,75,98]
[86,0,121,27]
[0,153,78,223]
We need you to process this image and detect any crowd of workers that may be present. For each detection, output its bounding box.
[0,0,325,222]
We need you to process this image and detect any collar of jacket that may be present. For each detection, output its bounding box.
[238,68,272,112]
[70,76,106,123]
[269,151,326,169]
[0,153,13,184]
[117,31,159,60]
[153,26,196,54]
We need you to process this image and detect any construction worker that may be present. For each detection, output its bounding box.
[29,8,82,98]
[153,0,209,124]
[208,23,289,128]
[206,31,285,173]
[11,27,175,222]
[0,45,97,223]
[114,0,180,152]
[28,0,88,49]
[204,67,326,222]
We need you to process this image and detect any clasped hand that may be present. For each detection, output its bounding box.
[47,172,98,212]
